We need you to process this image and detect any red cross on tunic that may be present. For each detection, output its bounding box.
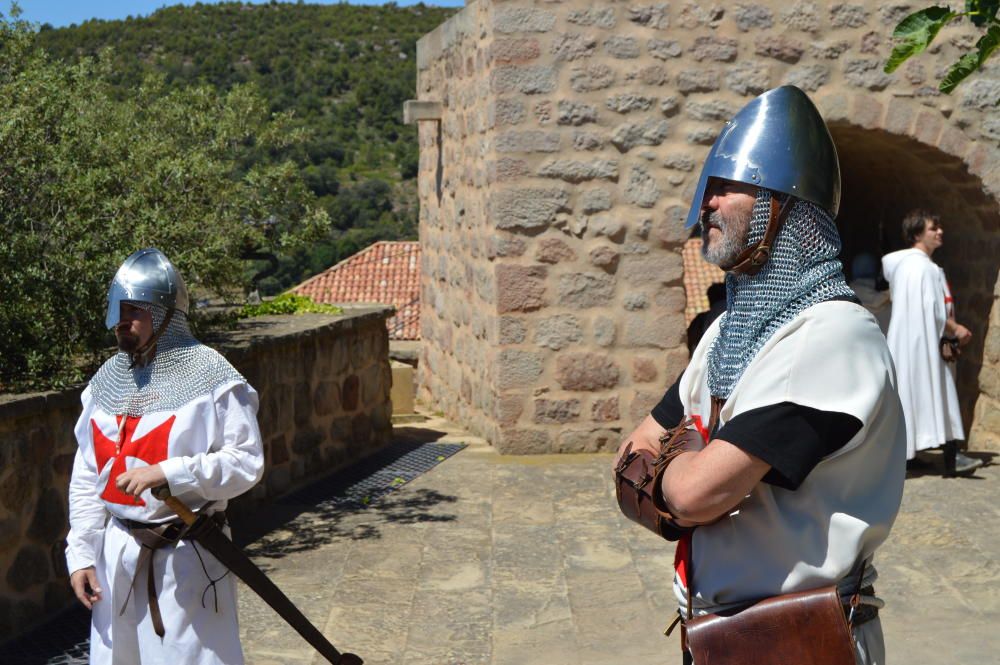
[91,415,175,506]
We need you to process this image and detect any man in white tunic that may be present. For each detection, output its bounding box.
[66,248,265,665]
[882,210,980,476]
[615,87,906,665]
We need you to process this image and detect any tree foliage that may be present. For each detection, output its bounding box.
[35,2,458,292]
[0,7,329,390]
[885,0,1000,94]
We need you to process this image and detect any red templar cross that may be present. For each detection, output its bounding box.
[91,415,175,506]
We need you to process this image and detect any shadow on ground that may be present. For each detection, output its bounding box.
[236,437,463,559]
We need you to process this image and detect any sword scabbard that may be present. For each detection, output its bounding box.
[151,484,363,664]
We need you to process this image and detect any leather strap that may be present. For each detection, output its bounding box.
[940,336,960,363]
[846,558,870,630]
[128,307,175,369]
[119,521,176,638]
[850,586,878,627]
[721,195,793,276]
[146,547,164,637]
[705,396,725,440]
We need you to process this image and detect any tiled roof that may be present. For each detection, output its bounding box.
[293,241,421,340]
[682,238,726,324]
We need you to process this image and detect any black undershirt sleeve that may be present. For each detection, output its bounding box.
[650,372,685,429]
[715,403,863,490]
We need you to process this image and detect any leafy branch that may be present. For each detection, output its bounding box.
[885,0,1000,94]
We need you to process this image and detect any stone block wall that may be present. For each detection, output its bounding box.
[416,1,504,443]
[970,275,1000,451]
[214,309,395,509]
[0,307,393,642]
[416,0,1000,453]
[0,390,80,643]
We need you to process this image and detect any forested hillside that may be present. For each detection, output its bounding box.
[35,2,457,293]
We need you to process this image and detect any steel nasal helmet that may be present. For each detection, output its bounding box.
[685,85,841,229]
[105,248,189,329]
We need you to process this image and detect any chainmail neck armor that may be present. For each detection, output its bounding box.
[90,303,246,417]
[707,189,856,400]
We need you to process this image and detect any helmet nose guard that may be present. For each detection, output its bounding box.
[105,248,189,329]
[684,85,841,229]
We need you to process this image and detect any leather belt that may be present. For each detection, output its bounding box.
[849,585,879,627]
[115,513,227,637]
[118,512,227,532]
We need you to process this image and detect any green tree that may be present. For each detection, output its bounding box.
[0,8,329,390]
[32,2,459,294]
[885,0,1000,94]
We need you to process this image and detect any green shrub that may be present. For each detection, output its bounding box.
[239,294,343,318]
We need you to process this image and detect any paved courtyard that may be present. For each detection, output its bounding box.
[239,416,1000,665]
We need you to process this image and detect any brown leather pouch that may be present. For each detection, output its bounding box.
[684,585,856,665]
[614,422,705,542]
[940,336,961,363]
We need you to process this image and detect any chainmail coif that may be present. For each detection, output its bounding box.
[89,302,246,417]
[707,189,856,400]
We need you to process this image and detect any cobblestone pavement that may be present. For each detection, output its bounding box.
[239,417,1000,665]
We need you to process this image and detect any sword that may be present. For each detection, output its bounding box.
[151,486,363,665]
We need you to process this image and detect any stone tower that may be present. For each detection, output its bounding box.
[412,0,1000,453]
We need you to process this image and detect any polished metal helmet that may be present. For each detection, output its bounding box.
[105,248,189,329]
[684,85,841,229]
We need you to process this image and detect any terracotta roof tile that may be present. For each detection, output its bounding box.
[682,238,725,324]
[293,241,421,340]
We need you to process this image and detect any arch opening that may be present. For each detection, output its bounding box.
[831,123,1000,432]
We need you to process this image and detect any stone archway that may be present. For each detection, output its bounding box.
[830,121,1000,436]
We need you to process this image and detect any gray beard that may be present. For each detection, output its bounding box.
[701,210,749,266]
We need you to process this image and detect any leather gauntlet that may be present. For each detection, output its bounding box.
[614,420,706,541]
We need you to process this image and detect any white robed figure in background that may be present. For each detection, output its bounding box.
[66,248,265,664]
[882,210,981,477]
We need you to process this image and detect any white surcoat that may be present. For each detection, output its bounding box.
[66,379,264,665]
[882,248,964,456]
[677,301,906,663]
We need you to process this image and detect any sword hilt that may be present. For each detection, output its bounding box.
[151,484,171,501]
[151,484,199,526]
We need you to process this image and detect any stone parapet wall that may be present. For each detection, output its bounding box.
[0,307,393,642]
[416,0,999,453]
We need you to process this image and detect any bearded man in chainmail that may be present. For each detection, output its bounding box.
[614,87,905,665]
[66,248,264,665]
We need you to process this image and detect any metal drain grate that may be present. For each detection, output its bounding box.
[280,441,466,508]
[0,441,465,664]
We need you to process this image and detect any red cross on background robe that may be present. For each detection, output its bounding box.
[91,415,175,506]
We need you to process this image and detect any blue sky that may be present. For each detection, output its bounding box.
[13,1,464,28]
